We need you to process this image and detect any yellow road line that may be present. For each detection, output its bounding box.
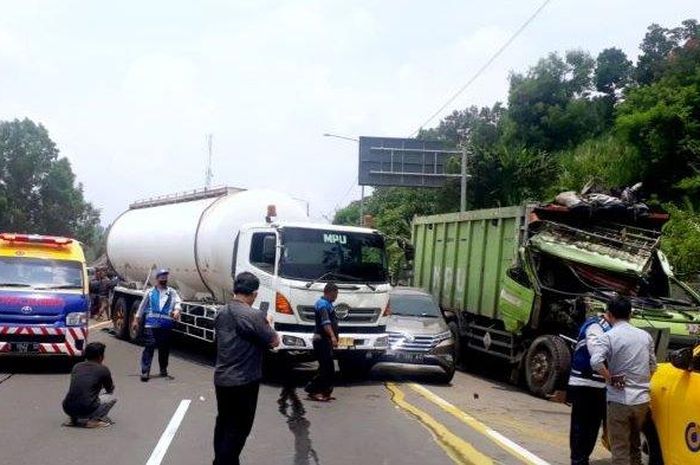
[385,383,494,465]
[409,383,551,465]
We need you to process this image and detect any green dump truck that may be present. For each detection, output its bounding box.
[411,203,700,396]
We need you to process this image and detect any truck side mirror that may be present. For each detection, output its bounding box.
[262,236,276,263]
[669,347,693,371]
[403,243,415,262]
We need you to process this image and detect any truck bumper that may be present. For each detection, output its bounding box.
[274,330,389,354]
[0,326,86,357]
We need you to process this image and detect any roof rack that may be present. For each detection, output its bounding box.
[130,186,245,209]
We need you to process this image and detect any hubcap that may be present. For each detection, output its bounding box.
[113,302,125,333]
[531,350,551,385]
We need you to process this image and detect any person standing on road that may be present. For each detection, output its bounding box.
[567,301,612,465]
[134,269,182,382]
[93,269,114,321]
[62,342,117,428]
[305,283,339,402]
[590,295,657,465]
[213,271,279,465]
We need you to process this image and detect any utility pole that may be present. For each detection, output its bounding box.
[459,131,470,213]
[360,186,365,226]
[205,134,213,190]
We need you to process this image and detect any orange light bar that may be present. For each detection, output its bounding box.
[275,292,293,315]
[0,233,73,245]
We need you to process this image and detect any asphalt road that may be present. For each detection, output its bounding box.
[0,320,612,465]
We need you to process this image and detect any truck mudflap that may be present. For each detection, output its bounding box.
[0,326,86,356]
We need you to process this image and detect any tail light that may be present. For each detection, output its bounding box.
[0,233,72,245]
[382,301,392,317]
[275,292,293,315]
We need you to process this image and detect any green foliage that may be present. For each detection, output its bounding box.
[595,48,633,96]
[552,135,642,194]
[0,118,101,246]
[661,204,700,277]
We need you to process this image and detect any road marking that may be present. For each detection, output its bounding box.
[145,399,191,465]
[88,320,112,330]
[385,383,493,465]
[409,383,551,465]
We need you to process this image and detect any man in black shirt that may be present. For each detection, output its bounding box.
[305,283,339,402]
[62,342,116,428]
[213,272,279,465]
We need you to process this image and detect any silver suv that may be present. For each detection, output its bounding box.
[377,287,456,383]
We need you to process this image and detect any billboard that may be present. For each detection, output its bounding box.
[358,136,461,187]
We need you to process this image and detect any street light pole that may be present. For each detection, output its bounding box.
[323,132,363,226]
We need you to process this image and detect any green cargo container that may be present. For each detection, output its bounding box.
[411,204,700,397]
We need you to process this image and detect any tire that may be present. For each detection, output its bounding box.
[128,300,142,342]
[436,363,456,384]
[111,297,130,340]
[641,419,663,465]
[448,321,464,369]
[524,335,571,397]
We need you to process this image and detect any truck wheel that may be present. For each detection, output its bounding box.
[448,322,463,369]
[128,300,142,342]
[524,335,570,397]
[641,419,663,465]
[112,297,130,340]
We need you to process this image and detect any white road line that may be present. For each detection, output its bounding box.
[88,320,112,330]
[410,384,551,465]
[145,399,191,465]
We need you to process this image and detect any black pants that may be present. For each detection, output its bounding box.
[569,385,607,465]
[213,382,260,465]
[141,327,171,375]
[306,338,335,396]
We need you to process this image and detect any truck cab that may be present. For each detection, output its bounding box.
[0,233,89,357]
[235,222,391,359]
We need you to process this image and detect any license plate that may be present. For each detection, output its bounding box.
[11,342,40,353]
[337,337,355,348]
[395,353,425,363]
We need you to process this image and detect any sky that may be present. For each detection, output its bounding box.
[0,0,698,224]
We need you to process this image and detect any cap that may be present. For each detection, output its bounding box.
[155,269,170,278]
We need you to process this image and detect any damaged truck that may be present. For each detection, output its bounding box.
[411,195,700,396]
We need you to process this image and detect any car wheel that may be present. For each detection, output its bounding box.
[447,321,464,369]
[436,364,455,384]
[128,300,142,342]
[641,419,663,465]
[112,297,129,340]
[524,335,571,397]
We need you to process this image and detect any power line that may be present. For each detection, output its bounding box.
[409,0,553,137]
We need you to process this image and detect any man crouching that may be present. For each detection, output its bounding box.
[62,342,116,428]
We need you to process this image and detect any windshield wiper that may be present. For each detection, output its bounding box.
[305,270,377,290]
[0,282,33,288]
[305,271,341,288]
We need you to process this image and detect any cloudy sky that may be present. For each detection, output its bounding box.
[0,0,697,224]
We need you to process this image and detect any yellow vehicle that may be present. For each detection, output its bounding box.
[645,344,700,465]
[0,233,89,358]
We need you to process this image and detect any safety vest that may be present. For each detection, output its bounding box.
[570,316,612,383]
[144,287,176,329]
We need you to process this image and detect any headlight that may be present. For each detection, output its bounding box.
[282,335,306,347]
[435,330,452,343]
[66,312,87,326]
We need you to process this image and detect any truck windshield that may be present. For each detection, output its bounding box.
[0,257,83,289]
[278,227,388,283]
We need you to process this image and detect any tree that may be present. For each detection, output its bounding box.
[595,48,633,97]
[0,118,101,245]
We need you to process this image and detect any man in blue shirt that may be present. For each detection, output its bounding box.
[305,283,339,402]
[134,269,182,382]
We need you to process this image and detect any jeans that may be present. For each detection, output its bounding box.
[213,382,260,465]
[305,338,335,396]
[569,386,607,465]
[141,327,172,375]
[71,394,117,425]
[607,401,649,465]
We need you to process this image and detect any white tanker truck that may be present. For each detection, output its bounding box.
[106,187,391,367]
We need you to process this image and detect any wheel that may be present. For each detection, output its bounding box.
[524,335,571,397]
[128,300,142,342]
[641,419,663,465]
[435,363,456,384]
[111,297,130,340]
[448,321,464,369]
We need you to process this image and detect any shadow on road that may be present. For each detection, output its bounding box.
[278,384,321,465]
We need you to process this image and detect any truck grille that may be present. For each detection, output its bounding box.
[297,306,381,324]
[387,332,439,353]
